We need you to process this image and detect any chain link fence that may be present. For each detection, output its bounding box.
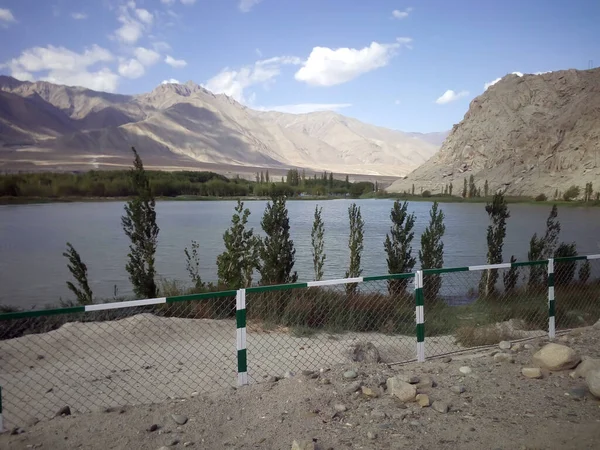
[1,256,599,429]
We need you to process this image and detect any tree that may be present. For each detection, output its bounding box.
[477,187,482,197]
[184,240,203,289]
[311,205,326,281]
[217,200,260,289]
[419,202,446,303]
[528,205,560,288]
[255,172,259,183]
[554,188,559,200]
[563,185,580,201]
[468,175,477,198]
[258,195,297,285]
[479,192,510,297]
[579,260,591,284]
[121,147,159,299]
[444,185,448,195]
[265,170,270,183]
[260,171,264,184]
[301,169,306,184]
[345,203,364,295]
[384,200,416,295]
[462,178,467,198]
[345,175,350,189]
[584,182,593,202]
[554,242,578,285]
[375,180,379,193]
[328,172,334,188]
[449,182,453,196]
[63,242,93,305]
[411,184,415,195]
[503,255,519,294]
[484,180,489,197]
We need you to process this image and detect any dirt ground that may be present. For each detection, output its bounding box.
[1,325,599,450]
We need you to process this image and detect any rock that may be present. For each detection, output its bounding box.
[593,319,600,330]
[409,420,421,426]
[442,357,453,363]
[334,403,348,412]
[532,343,581,371]
[183,443,194,448]
[284,371,295,379]
[370,410,387,419]
[344,381,362,394]
[348,341,381,363]
[523,343,534,350]
[511,343,523,352]
[417,376,437,389]
[319,378,331,385]
[459,366,472,375]
[568,386,587,400]
[10,427,25,435]
[55,406,71,417]
[499,341,512,350]
[521,367,543,379]
[494,353,515,363]
[450,385,466,394]
[301,370,314,376]
[586,369,600,399]
[432,401,449,413]
[171,414,188,425]
[573,358,600,379]
[147,424,159,432]
[398,374,420,384]
[361,386,379,398]
[386,376,417,402]
[367,431,377,440]
[343,370,358,379]
[267,376,280,383]
[291,440,316,450]
[168,439,180,447]
[416,393,430,407]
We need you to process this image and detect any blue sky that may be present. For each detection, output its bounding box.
[0,0,598,132]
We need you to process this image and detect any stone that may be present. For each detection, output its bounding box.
[10,427,25,435]
[586,369,600,399]
[409,420,421,427]
[521,368,543,379]
[532,343,581,371]
[442,357,453,363]
[399,374,420,384]
[291,440,316,450]
[523,343,534,350]
[55,406,71,417]
[183,443,194,448]
[573,358,600,379]
[386,376,417,402]
[171,414,188,425]
[284,371,295,379]
[361,386,379,398]
[416,394,430,407]
[348,341,381,363]
[147,424,159,432]
[499,341,512,350]
[511,343,523,352]
[334,403,348,412]
[432,401,449,414]
[168,439,180,447]
[450,385,466,394]
[319,378,331,385]
[343,370,358,379]
[568,387,587,400]
[459,366,472,375]
[367,431,377,440]
[344,381,362,394]
[494,353,515,363]
[417,376,436,389]
[370,410,387,419]
[301,370,314,376]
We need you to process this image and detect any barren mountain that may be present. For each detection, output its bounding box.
[0,76,439,176]
[388,68,600,197]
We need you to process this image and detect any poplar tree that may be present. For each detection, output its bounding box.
[311,205,326,281]
[479,193,510,297]
[419,202,446,303]
[345,203,364,295]
[63,243,93,305]
[384,200,416,294]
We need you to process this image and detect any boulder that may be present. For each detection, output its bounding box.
[586,369,600,399]
[573,358,600,379]
[386,376,417,402]
[348,342,381,363]
[521,367,543,379]
[499,341,512,350]
[532,343,580,371]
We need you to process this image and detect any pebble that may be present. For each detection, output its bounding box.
[459,366,472,375]
[343,370,358,379]
[147,424,159,432]
[55,406,71,417]
[367,431,377,440]
[320,378,331,385]
[442,357,453,363]
[361,386,379,398]
[432,401,449,413]
[568,387,587,400]
[494,353,515,363]
[301,370,314,376]
[344,381,362,393]
[334,404,348,412]
[370,410,387,419]
[400,374,421,384]
[416,393,430,407]
[523,343,534,350]
[450,385,466,394]
[267,376,280,383]
[521,368,543,379]
[171,414,188,425]
[499,341,512,350]
[409,420,421,426]
[169,439,180,447]
[183,443,194,448]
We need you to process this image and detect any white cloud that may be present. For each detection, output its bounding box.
[118,58,145,79]
[255,48,262,57]
[181,0,197,4]
[160,0,176,4]
[435,89,469,105]
[295,38,412,87]
[0,8,16,23]
[239,0,263,13]
[258,103,352,114]
[135,8,153,24]
[484,71,523,90]
[152,41,171,52]
[165,55,188,68]
[134,47,161,66]
[392,7,413,19]
[162,78,180,84]
[71,12,88,20]
[3,44,119,92]
[204,56,301,103]
[115,18,144,44]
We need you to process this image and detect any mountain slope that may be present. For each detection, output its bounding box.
[387,69,600,196]
[0,77,440,176]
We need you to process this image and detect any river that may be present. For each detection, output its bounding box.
[1,199,599,309]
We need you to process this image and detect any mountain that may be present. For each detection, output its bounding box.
[404,131,450,147]
[0,76,439,176]
[387,69,600,197]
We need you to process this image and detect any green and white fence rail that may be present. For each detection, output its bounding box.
[0,255,599,428]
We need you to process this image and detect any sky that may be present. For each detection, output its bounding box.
[0,0,599,133]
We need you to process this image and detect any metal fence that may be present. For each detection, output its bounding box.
[0,255,599,429]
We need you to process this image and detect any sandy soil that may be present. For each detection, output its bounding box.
[1,324,599,449]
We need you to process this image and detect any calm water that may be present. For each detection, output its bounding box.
[1,199,599,309]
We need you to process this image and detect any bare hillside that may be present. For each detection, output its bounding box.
[388,69,600,196]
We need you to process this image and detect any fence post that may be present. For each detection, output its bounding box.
[0,385,3,433]
[415,271,425,362]
[236,289,248,386]
[547,258,555,340]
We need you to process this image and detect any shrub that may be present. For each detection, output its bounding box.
[535,193,547,202]
[422,190,431,198]
[563,185,580,201]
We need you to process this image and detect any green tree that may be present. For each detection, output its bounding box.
[554,242,578,284]
[462,178,467,198]
[217,200,260,288]
[384,200,416,295]
[258,195,297,285]
[528,205,560,288]
[121,147,159,299]
[484,180,489,197]
[411,184,415,195]
[260,172,264,184]
[265,170,270,183]
[479,192,510,297]
[554,188,558,200]
[328,172,334,188]
[311,205,326,281]
[449,182,453,196]
[503,255,519,294]
[184,240,203,289]
[579,260,591,284]
[562,185,580,201]
[255,172,260,183]
[63,242,93,305]
[375,180,379,193]
[584,182,593,202]
[419,202,446,303]
[345,203,364,295]
[468,175,477,198]
[345,174,350,189]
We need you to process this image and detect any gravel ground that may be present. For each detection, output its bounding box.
[1,325,599,450]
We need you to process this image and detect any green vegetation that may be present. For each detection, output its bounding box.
[62,243,93,305]
[310,205,326,281]
[419,202,446,304]
[345,203,365,295]
[479,193,510,297]
[384,200,416,295]
[184,240,203,290]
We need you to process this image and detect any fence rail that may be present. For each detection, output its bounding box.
[1,255,599,429]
